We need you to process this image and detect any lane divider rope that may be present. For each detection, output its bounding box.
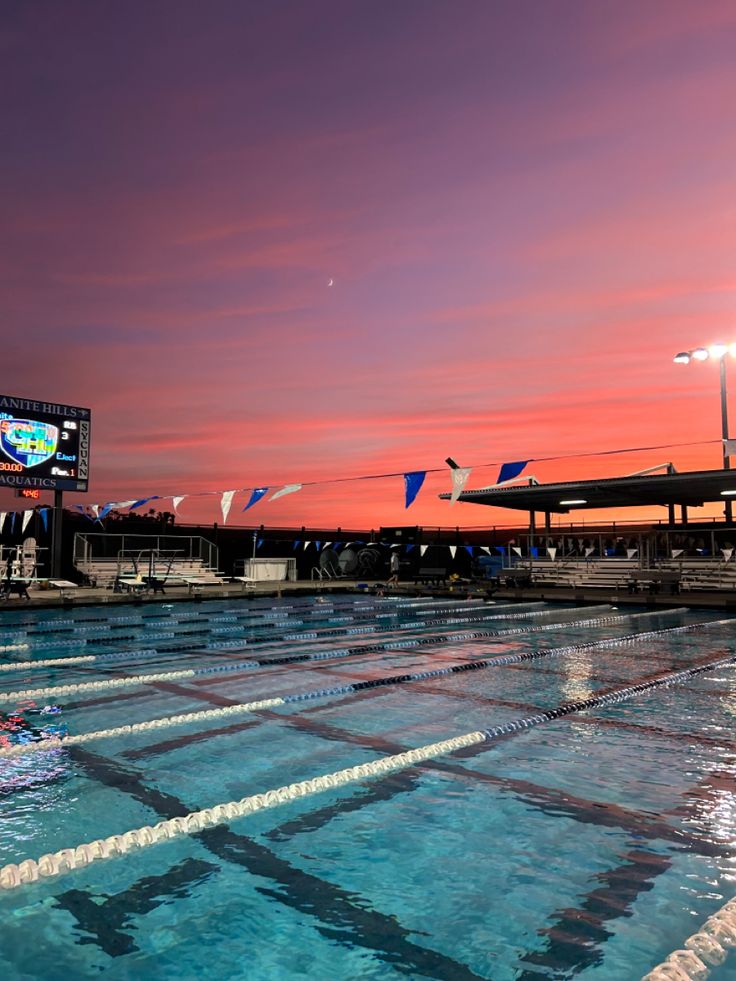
[0,609,702,699]
[0,652,732,890]
[0,617,727,759]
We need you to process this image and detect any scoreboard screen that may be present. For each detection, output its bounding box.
[0,395,91,492]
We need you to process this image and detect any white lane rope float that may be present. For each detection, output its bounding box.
[0,651,732,891]
[0,617,728,760]
[642,895,736,979]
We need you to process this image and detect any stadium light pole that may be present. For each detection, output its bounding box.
[673,343,735,523]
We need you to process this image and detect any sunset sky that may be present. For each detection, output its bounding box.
[3,1,736,529]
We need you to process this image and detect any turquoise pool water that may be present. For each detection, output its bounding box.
[0,595,734,980]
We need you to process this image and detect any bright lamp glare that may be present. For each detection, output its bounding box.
[692,348,709,361]
[559,499,587,505]
[720,490,736,497]
[730,343,736,358]
[673,352,691,364]
[709,343,728,359]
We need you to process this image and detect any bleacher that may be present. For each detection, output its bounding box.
[76,556,225,591]
[657,558,736,592]
[529,558,640,590]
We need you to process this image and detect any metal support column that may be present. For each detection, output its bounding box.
[51,489,63,579]
[721,356,732,523]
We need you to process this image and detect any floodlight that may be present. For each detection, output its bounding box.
[709,343,728,359]
[692,348,709,361]
[559,499,587,505]
[673,352,691,364]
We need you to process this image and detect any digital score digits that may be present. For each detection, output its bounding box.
[0,395,91,492]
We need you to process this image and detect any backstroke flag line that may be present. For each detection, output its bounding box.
[449,467,472,504]
[403,471,426,509]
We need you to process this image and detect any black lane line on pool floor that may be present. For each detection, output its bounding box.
[51,744,490,980]
[515,848,673,980]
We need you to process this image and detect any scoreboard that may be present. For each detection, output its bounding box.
[0,395,91,492]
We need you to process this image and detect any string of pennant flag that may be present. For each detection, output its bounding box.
[0,436,723,530]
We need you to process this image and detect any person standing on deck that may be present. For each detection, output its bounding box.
[387,549,400,587]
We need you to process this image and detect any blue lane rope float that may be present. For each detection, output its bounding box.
[0,651,732,890]
[0,616,729,759]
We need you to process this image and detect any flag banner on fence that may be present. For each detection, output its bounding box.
[10,513,16,533]
[293,540,301,549]
[497,460,529,484]
[270,484,302,502]
[722,548,733,562]
[220,490,236,525]
[450,467,472,504]
[39,509,48,532]
[172,496,186,515]
[420,545,429,556]
[0,513,7,533]
[512,546,522,557]
[21,510,33,534]
[129,496,160,511]
[627,548,638,559]
[547,547,557,560]
[449,545,457,558]
[303,541,311,550]
[671,549,684,559]
[584,547,595,557]
[403,471,426,509]
[479,546,491,554]
[465,546,474,556]
[99,503,114,520]
[257,538,264,549]
[243,487,268,511]
[724,438,736,457]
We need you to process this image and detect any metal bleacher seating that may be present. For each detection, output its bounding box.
[529,558,640,590]
[76,555,225,592]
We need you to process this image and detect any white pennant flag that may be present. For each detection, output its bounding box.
[90,504,99,518]
[547,547,557,560]
[270,484,302,502]
[303,541,311,550]
[172,496,186,515]
[480,546,491,554]
[449,467,471,504]
[323,542,331,550]
[114,500,138,510]
[671,549,684,559]
[0,512,6,532]
[21,510,33,534]
[626,548,638,559]
[512,546,522,557]
[722,548,733,562]
[220,490,236,525]
[420,545,429,556]
[723,438,736,458]
[449,545,457,558]
[584,547,595,557]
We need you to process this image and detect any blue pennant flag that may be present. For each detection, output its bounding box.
[315,541,321,550]
[293,540,301,550]
[465,546,474,556]
[39,508,49,532]
[99,503,114,520]
[243,487,268,511]
[403,471,426,509]
[129,496,160,511]
[405,543,414,552]
[10,512,16,533]
[497,460,529,484]
[257,538,264,549]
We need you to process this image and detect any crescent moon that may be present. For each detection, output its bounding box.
[328,278,334,287]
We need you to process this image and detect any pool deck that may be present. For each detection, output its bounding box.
[2,579,736,611]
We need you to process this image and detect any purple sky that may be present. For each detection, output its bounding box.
[3,1,736,527]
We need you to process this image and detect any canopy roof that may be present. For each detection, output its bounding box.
[439,468,736,514]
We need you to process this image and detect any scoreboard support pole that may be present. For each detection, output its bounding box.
[51,489,63,579]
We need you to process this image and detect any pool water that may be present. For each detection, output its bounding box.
[0,595,734,980]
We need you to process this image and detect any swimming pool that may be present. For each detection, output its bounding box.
[0,595,733,980]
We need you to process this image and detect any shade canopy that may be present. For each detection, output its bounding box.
[439,469,736,514]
